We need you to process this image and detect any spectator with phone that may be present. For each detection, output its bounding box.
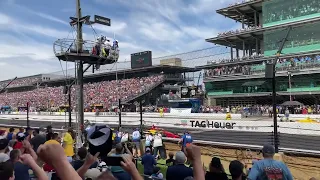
[109,143,131,180]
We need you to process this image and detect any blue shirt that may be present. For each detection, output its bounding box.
[7,132,13,141]
[182,134,193,147]
[141,153,156,175]
[248,159,293,180]
[14,162,31,180]
[132,131,140,142]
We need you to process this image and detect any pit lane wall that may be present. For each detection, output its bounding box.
[1,112,320,136]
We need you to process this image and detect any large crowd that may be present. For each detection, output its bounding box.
[0,125,299,180]
[226,0,259,8]
[217,26,262,37]
[205,54,320,77]
[263,0,320,24]
[202,105,320,115]
[0,75,164,111]
[0,77,41,89]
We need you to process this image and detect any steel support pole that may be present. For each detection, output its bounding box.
[118,99,122,128]
[76,0,84,126]
[27,102,30,127]
[68,86,72,127]
[272,63,278,152]
[140,100,143,136]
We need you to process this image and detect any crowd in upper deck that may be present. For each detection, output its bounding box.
[0,75,164,110]
[0,77,41,89]
[205,54,320,77]
[263,0,320,24]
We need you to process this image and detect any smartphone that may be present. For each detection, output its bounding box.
[101,156,123,166]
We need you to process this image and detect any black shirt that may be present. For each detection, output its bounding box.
[205,171,229,180]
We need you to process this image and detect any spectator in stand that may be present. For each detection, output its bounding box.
[141,147,157,176]
[13,133,25,150]
[0,139,10,163]
[205,157,228,180]
[248,144,293,180]
[166,152,175,166]
[6,128,15,141]
[166,151,193,180]
[30,127,46,153]
[63,128,75,162]
[10,143,45,180]
[0,161,15,180]
[72,147,98,170]
[16,128,24,139]
[229,160,246,180]
[151,166,164,180]
[109,143,131,180]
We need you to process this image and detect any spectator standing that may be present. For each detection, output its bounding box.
[16,128,24,139]
[205,157,228,180]
[141,147,157,176]
[153,132,164,158]
[132,128,141,157]
[229,160,246,180]
[30,128,46,153]
[179,131,193,153]
[0,161,15,180]
[248,144,293,180]
[0,139,9,163]
[63,128,75,162]
[6,128,15,141]
[166,151,193,180]
[145,132,153,149]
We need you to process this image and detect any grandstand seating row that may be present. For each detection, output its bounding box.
[0,75,164,110]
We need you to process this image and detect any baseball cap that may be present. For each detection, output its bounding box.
[87,125,113,157]
[229,160,244,179]
[262,144,275,155]
[175,151,186,164]
[17,133,25,141]
[145,147,151,152]
[84,168,102,180]
[0,139,9,150]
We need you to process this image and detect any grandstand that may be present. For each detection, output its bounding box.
[0,64,197,112]
[201,0,320,107]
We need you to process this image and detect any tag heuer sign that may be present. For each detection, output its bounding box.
[94,15,111,26]
[181,87,188,95]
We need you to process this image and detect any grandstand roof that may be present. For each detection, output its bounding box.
[216,0,263,26]
[205,16,320,48]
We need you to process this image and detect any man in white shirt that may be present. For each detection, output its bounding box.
[153,133,163,158]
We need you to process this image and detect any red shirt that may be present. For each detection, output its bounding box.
[13,141,23,149]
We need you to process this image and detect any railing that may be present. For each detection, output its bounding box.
[53,39,95,55]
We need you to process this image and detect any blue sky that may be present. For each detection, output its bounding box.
[0,0,240,80]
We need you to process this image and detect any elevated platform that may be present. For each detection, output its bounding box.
[53,39,118,65]
[206,16,320,49]
[216,0,263,26]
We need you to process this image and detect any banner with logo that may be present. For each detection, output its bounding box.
[170,108,192,116]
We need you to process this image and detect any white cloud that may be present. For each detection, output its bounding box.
[0,13,11,25]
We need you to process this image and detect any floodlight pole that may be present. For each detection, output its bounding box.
[76,0,84,127]
[272,26,291,153]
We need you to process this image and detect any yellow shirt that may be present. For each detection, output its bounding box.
[45,140,60,145]
[63,132,74,157]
